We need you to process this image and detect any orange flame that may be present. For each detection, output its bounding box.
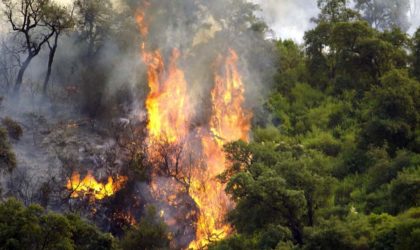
[137,10,190,143]
[188,49,252,249]
[144,48,190,143]
[66,171,128,201]
[136,8,251,249]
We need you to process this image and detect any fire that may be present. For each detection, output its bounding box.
[66,171,128,201]
[136,8,251,249]
[209,49,251,145]
[144,48,190,143]
[188,49,252,249]
[137,10,190,143]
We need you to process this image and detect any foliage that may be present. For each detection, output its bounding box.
[2,117,23,140]
[212,1,420,249]
[0,127,16,172]
[358,70,420,154]
[0,0,419,249]
[0,199,116,250]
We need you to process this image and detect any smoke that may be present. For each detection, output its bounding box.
[251,0,420,42]
[409,0,420,34]
[250,0,319,43]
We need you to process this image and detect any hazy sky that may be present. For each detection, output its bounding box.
[253,0,420,42]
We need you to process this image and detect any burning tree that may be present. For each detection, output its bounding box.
[135,4,253,248]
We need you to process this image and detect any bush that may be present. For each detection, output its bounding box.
[2,117,23,140]
[120,206,170,250]
[0,199,115,250]
[389,167,420,214]
[0,128,16,172]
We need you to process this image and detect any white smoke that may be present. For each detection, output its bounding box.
[252,0,420,42]
[250,0,319,43]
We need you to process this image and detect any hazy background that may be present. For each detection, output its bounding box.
[2,0,417,43]
[252,0,420,42]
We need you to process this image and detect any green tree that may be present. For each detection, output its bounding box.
[0,199,115,250]
[314,0,359,23]
[358,69,420,154]
[389,167,420,214]
[66,214,115,250]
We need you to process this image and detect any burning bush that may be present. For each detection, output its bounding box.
[2,117,23,141]
[0,127,16,172]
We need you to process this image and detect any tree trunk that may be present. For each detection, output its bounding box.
[14,55,33,95]
[307,198,314,227]
[43,34,59,95]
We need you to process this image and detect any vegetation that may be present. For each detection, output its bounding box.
[0,0,418,249]
[0,198,116,250]
[2,117,23,140]
[210,1,420,249]
[0,127,16,172]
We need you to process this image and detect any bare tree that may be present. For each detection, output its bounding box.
[1,0,55,94]
[0,38,20,92]
[148,138,195,192]
[42,3,74,95]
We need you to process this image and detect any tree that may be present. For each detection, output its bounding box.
[305,17,409,94]
[42,2,74,95]
[66,214,116,250]
[0,38,20,92]
[413,28,420,80]
[0,198,115,249]
[73,0,114,118]
[389,167,420,214]
[358,70,420,154]
[221,138,334,245]
[313,0,359,23]
[1,0,56,94]
[74,0,113,59]
[355,0,411,31]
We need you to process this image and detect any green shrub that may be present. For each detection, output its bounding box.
[0,199,116,250]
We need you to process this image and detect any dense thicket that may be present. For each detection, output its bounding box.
[211,1,420,249]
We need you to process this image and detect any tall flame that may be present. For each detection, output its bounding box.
[144,48,190,143]
[66,171,128,201]
[137,11,190,143]
[136,8,251,249]
[188,49,252,249]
